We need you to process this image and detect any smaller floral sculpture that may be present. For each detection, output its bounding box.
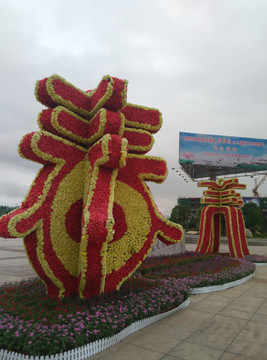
[196,178,250,258]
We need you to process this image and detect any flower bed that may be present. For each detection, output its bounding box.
[138,251,256,288]
[244,254,267,263]
[0,252,256,357]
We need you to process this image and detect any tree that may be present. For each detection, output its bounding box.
[242,202,264,233]
[169,204,191,228]
[191,207,203,229]
[0,205,17,217]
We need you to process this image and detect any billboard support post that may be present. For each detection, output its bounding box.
[210,170,216,181]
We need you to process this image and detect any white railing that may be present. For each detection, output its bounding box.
[0,299,190,360]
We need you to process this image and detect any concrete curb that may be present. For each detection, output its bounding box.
[191,272,255,294]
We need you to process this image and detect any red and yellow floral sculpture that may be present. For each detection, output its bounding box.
[196,178,250,258]
[0,74,183,298]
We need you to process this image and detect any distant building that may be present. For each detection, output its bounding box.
[259,198,267,223]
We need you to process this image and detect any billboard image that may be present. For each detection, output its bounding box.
[179,132,267,179]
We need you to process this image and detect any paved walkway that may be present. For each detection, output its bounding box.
[1,238,267,359]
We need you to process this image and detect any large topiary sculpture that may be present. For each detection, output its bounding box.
[0,74,183,298]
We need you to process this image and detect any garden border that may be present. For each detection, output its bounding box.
[254,263,267,267]
[0,268,257,359]
[0,298,190,360]
[191,272,255,294]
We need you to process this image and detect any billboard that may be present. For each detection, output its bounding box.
[179,132,267,180]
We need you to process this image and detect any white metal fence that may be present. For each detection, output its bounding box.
[0,299,190,360]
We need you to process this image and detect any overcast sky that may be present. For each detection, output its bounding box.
[0,0,266,216]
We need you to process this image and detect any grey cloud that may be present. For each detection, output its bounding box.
[0,179,29,206]
[0,0,266,214]
[0,180,28,197]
